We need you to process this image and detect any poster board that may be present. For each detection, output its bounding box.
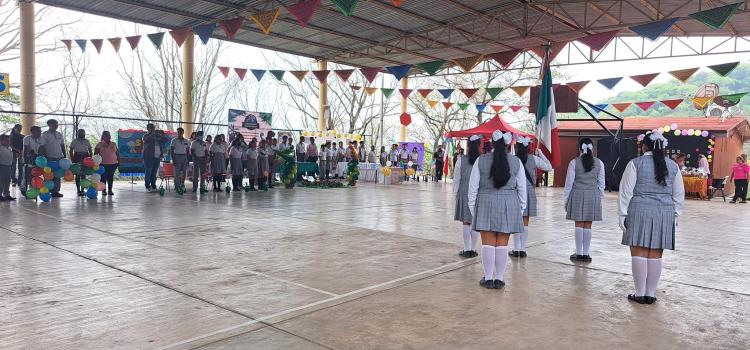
[0,73,9,96]
[228,109,272,142]
[117,129,176,175]
[398,142,425,171]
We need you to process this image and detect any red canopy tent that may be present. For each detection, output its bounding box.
[445,114,535,139]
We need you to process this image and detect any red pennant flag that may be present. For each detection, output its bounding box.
[399,89,413,98]
[509,105,524,112]
[169,28,192,47]
[359,67,381,83]
[442,102,454,109]
[611,102,632,112]
[107,38,121,53]
[286,0,321,28]
[312,70,330,82]
[234,68,248,80]
[219,18,244,40]
[460,88,479,99]
[90,39,104,53]
[399,112,412,126]
[125,35,141,50]
[660,99,684,110]
[529,41,567,61]
[489,49,522,68]
[565,81,589,93]
[630,73,659,87]
[491,105,503,113]
[635,101,656,111]
[577,30,620,51]
[391,0,403,5]
[61,39,72,51]
[217,66,230,78]
[334,69,354,82]
[417,89,432,98]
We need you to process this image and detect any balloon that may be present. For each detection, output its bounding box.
[80,179,92,188]
[83,157,95,168]
[637,134,645,141]
[85,167,95,175]
[90,173,101,183]
[671,123,678,130]
[96,166,105,175]
[663,125,671,132]
[53,168,66,178]
[92,154,103,165]
[31,177,44,189]
[31,167,43,177]
[687,129,694,135]
[96,182,105,191]
[44,180,54,189]
[93,164,100,171]
[86,187,97,199]
[681,130,688,136]
[43,166,52,174]
[26,188,39,199]
[43,172,54,180]
[701,131,709,137]
[407,161,414,167]
[39,186,49,194]
[48,160,59,170]
[386,161,392,167]
[694,129,702,136]
[69,163,81,174]
[673,130,680,136]
[35,156,48,168]
[39,193,51,202]
[58,158,71,170]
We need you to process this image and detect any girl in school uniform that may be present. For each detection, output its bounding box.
[409,147,419,180]
[209,134,227,192]
[245,140,258,191]
[454,135,481,258]
[563,138,605,262]
[257,139,269,189]
[379,146,387,166]
[509,136,552,258]
[468,130,526,289]
[228,136,245,191]
[319,143,329,179]
[619,131,684,304]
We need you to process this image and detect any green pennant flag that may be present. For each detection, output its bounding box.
[717,92,747,106]
[484,87,503,100]
[457,103,469,111]
[381,88,395,99]
[689,2,743,30]
[415,61,445,76]
[269,70,286,81]
[708,62,740,77]
[147,32,165,50]
[330,0,358,16]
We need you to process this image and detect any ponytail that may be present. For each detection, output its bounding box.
[490,139,511,188]
[515,143,528,165]
[468,138,481,165]
[644,133,668,186]
[579,138,594,172]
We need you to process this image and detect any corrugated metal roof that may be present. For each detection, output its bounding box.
[37,0,750,68]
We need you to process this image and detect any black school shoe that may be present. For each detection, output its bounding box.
[458,251,467,258]
[479,278,494,289]
[628,294,647,304]
[4,196,16,201]
[519,251,527,258]
[493,280,505,289]
[467,251,478,258]
[644,296,657,304]
[580,255,593,262]
[508,250,521,257]
[570,253,583,261]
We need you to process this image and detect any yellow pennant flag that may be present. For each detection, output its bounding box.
[364,87,378,96]
[691,96,714,109]
[251,8,281,35]
[427,100,438,109]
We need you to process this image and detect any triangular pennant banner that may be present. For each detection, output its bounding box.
[381,88,395,99]
[193,23,217,44]
[597,77,623,90]
[330,0,358,16]
[350,85,361,91]
[250,8,281,35]
[169,28,191,47]
[715,92,746,107]
[218,66,230,78]
[629,18,680,41]
[457,103,469,111]
[147,32,165,50]
[689,2,743,30]
[509,105,524,112]
[269,70,285,81]
[510,86,530,96]
[417,89,433,98]
[234,68,248,80]
[635,101,656,111]
[491,105,503,113]
[669,67,699,82]
[75,39,87,52]
[427,100,438,109]
[392,0,403,6]
[415,61,445,76]
[630,73,660,87]
[660,99,684,110]
[61,39,72,51]
[90,39,103,54]
[364,87,378,96]
[475,104,487,113]
[334,69,355,82]
[399,112,412,126]
[489,49,522,68]
[530,41,567,61]
[312,70,330,82]
[484,87,503,100]
[708,62,739,76]
[399,88,413,99]
[290,70,308,81]
[107,37,121,53]
[219,18,244,40]
[565,81,589,93]
[453,55,483,73]
[358,67,381,83]
[386,64,412,81]
[577,30,619,51]
[437,89,454,99]
[593,104,609,112]
[460,88,479,99]
[286,0,320,27]
[691,96,714,109]
[251,69,266,81]
[125,35,141,50]
[441,102,453,110]
[611,102,632,112]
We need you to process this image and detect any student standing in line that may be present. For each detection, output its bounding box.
[454,135,481,258]
[409,147,420,180]
[379,146,387,166]
[358,142,367,164]
[20,126,42,197]
[368,145,377,164]
[190,131,208,193]
[170,128,189,192]
[468,131,526,289]
[209,134,228,192]
[389,144,399,166]
[330,141,339,179]
[0,135,14,201]
[296,136,307,162]
[10,124,23,187]
[229,136,245,191]
[305,137,318,179]
[619,131,684,304]
[38,119,66,198]
[508,136,552,258]
[258,139,270,189]
[245,140,258,191]
[563,138,605,262]
[69,129,93,196]
[94,131,119,196]
[319,143,329,180]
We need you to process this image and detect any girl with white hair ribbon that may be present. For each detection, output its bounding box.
[508,136,552,258]
[563,138,605,262]
[468,130,527,289]
[454,134,482,258]
[619,131,684,304]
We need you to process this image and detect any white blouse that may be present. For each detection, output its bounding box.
[617,151,685,217]
[562,157,606,204]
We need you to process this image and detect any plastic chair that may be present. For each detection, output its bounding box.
[160,163,175,192]
[709,176,729,202]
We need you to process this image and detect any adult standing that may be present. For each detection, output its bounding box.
[367,145,377,164]
[39,119,66,198]
[69,129,93,196]
[729,155,749,203]
[169,128,190,192]
[358,142,367,164]
[619,131,684,304]
[379,146,387,166]
[141,123,164,192]
[306,137,318,178]
[434,145,445,181]
[296,136,307,162]
[10,124,24,187]
[20,126,42,197]
[190,131,209,193]
[94,131,119,196]
[267,138,277,188]
[697,154,711,176]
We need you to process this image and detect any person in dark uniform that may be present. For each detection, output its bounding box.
[434,145,445,181]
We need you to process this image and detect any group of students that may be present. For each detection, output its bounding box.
[453,129,685,305]
[299,137,372,179]
[0,120,120,201]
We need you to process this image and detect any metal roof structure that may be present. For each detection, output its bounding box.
[37,0,750,68]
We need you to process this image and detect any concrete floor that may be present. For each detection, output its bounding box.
[0,180,748,350]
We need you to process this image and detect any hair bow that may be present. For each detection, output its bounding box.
[581,143,594,153]
[492,130,513,144]
[516,136,532,146]
[469,134,481,141]
[648,131,669,148]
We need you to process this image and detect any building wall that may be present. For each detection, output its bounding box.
[711,132,745,193]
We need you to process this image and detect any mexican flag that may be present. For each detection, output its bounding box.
[535,48,561,167]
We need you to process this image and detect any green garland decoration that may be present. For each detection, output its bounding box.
[346,159,359,186]
[277,145,298,189]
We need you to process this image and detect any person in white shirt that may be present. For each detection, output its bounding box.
[0,135,14,201]
[358,142,367,163]
[170,128,190,192]
[467,130,526,289]
[20,126,42,196]
[39,119,66,197]
[367,145,377,164]
[69,129,93,196]
[326,142,335,179]
[295,136,307,162]
[379,146,388,166]
[508,136,552,258]
[619,131,684,305]
[563,138,606,263]
[319,143,329,179]
[389,144,399,165]
[228,135,245,191]
[330,142,339,179]
[409,147,420,180]
[190,131,209,193]
[697,154,711,176]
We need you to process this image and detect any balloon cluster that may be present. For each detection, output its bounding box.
[26,155,106,201]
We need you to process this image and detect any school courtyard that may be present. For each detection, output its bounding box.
[0,181,747,349]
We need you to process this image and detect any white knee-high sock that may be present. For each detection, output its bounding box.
[574,227,584,255]
[481,245,495,280]
[631,257,648,297]
[520,226,529,251]
[462,225,472,252]
[512,232,521,251]
[470,230,479,251]
[494,246,509,281]
[582,228,592,255]
[645,258,662,297]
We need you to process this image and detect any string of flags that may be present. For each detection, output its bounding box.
[592,92,747,113]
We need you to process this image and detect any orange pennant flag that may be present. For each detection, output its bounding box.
[442,101,454,109]
[364,87,378,96]
[290,70,308,81]
[427,100,438,109]
[453,55,484,73]
[691,96,714,109]
[611,102,632,112]
[669,68,699,83]
[491,105,503,113]
[107,38,121,53]
[251,8,281,35]
[510,86,530,96]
